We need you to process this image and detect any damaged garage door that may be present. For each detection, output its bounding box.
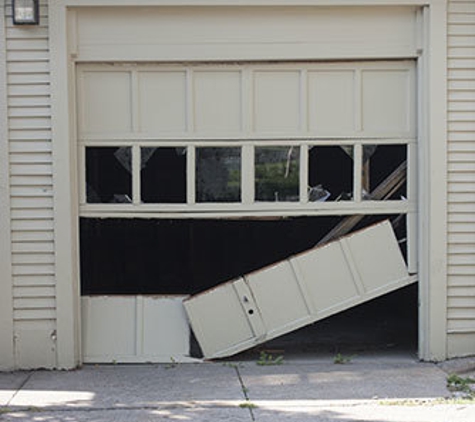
[184,220,416,359]
[77,60,417,362]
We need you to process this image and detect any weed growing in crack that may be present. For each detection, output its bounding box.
[447,374,475,398]
[256,351,284,366]
[333,353,354,364]
[165,357,179,370]
[239,402,257,409]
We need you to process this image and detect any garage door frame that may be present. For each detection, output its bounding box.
[48,0,447,368]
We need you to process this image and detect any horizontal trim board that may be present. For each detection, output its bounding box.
[12,254,55,265]
[13,286,56,299]
[449,2,475,14]
[63,0,431,6]
[12,265,55,277]
[7,62,50,74]
[448,142,475,151]
[14,298,56,310]
[74,6,419,61]
[447,275,475,287]
[8,74,50,85]
[11,210,54,220]
[79,136,416,143]
[8,107,52,118]
[13,275,55,287]
[12,242,54,253]
[13,309,56,321]
[448,213,475,223]
[448,286,475,296]
[6,28,49,40]
[6,40,50,51]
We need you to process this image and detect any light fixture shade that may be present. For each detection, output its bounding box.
[12,0,40,25]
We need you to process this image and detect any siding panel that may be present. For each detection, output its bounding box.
[5,0,56,368]
[447,0,475,357]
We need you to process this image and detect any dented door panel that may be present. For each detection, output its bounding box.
[184,220,416,360]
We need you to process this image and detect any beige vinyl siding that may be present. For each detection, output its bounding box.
[5,1,56,368]
[447,0,475,358]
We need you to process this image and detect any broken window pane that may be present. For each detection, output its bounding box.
[362,145,407,201]
[255,146,300,202]
[308,146,353,201]
[196,147,241,202]
[86,147,132,203]
[141,147,187,203]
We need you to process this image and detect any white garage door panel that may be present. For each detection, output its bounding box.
[82,296,194,363]
[139,72,187,133]
[82,296,137,358]
[194,71,242,133]
[142,298,190,357]
[344,223,410,294]
[183,281,256,358]
[79,72,132,134]
[247,261,312,335]
[254,71,301,133]
[74,7,419,61]
[308,71,355,134]
[291,242,360,314]
[184,221,416,359]
[362,70,413,133]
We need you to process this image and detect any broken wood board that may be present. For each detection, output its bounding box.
[317,160,407,246]
[184,220,416,360]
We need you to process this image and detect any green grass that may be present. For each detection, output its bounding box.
[333,353,353,364]
[447,373,475,397]
[256,351,284,366]
[239,402,257,409]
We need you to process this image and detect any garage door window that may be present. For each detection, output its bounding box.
[78,62,415,217]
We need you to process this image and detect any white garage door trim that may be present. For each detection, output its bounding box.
[71,5,421,61]
[49,1,447,367]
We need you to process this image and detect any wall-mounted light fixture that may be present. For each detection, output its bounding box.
[12,0,40,25]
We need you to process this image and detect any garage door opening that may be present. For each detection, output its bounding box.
[80,214,408,297]
[80,214,416,360]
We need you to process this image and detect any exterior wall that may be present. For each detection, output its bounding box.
[0,0,15,370]
[2,0,57,369]
[447,0,475,357]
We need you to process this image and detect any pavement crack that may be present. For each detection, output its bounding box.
[6,372,33,407]
[234,366,256,421]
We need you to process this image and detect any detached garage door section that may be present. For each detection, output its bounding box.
[184,221,415,359]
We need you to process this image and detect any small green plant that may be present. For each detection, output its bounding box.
[447,374,475,396]
[165,357,179,369]
[256,351,284,366]
[333,353,353,364]
[239,402,257,409]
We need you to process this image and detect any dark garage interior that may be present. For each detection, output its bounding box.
[80,215,418,357]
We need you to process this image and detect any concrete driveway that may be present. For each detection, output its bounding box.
[1,353,474,421]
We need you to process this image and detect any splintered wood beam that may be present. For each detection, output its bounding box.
[316,160,407,246]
